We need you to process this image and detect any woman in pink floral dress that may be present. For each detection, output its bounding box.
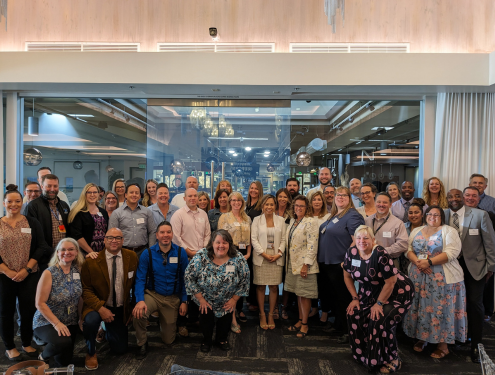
[403,206,467,359]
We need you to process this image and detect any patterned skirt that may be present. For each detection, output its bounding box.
[254,248,283,286]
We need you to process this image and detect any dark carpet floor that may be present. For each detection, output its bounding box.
[0,305,490,374]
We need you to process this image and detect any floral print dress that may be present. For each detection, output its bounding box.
[184,248,250,318]
[343,245,414,370]
[403,229,467,344]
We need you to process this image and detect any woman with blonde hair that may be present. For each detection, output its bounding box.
[141,179,158,207]
[68,183,108,259]
[33,238,85,366]
[309,191,329,225]
[246,181,264,221]
[218,192,252,332]
[422,177,448,209]
[197,191,211,213]
[112,179,126,204]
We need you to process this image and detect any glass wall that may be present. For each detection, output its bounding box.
[146,100,291,201]
[22,98,147,204]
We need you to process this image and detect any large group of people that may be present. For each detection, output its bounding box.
[2,166,495,373]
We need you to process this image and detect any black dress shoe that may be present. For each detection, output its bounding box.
[135,342,148,360]
[200,343,211,353]
[216,341,231,351]
[471,347,481,364]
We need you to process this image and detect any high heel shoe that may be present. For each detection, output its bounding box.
[267,313,276,329]
[288,319,302,332]
[259,312,268,330]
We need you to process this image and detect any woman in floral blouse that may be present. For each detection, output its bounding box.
[184,230,250,353]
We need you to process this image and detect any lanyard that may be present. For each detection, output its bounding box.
[49,206,62,225]
[372,214,390,235]
[288,219,302,250]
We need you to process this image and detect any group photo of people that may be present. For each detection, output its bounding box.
[1,166,494,374]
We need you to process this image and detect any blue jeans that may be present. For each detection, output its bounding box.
[83,307,128,355]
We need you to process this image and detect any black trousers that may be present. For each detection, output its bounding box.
[199,309,232,345]
[484,274,494,316]
[34,324,78,366]
[246,256,257,306]
[459,257,485,348]
[320,263,351,332]
[0,272,39,350]
[83,307,128,356]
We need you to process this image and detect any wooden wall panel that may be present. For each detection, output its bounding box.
[0,0,493,53]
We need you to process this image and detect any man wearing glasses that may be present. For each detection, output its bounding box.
[445,188,495,363]
[21,181,41,215]
[81,228,139,371]
[132,221,189,359]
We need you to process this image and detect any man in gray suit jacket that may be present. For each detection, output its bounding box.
[445,189,495,363]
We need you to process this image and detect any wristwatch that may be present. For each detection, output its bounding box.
[377,300,384,307]
[352,296,359,301]
[428,259,433,266]
[25,267,32,274]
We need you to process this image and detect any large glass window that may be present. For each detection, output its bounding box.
[146,100,291,201]
[22,98,147,204]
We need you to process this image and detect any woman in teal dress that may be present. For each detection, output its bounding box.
[403,206,467,359]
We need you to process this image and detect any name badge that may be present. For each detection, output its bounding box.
[21,228,31,234]
[332,218,339,224]
[321,227,326,234]
[267,242,274,250]
[234,222,241,227]
[383,231,392,238]
[136,218,145,224]
[351,259,361,267]
[198,218,205,223]
[238,243,247,250]
[417,253,428,260]
[226,265,235,273]
[429,236,438,241]
[128,271,134,279]
[97,212,103,217]
[469,229,479,236]
[73,273,80,280]
[169,257,178,263]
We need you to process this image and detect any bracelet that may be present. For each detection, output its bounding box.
[53,321,61,328]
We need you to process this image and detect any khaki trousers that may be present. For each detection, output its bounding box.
[133,290,180,345]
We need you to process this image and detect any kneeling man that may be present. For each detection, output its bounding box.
[133,221,189,359]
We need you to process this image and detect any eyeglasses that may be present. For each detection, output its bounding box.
[86,191,99,195]
[105,236,123,242]
[361,191,373,196]
[336,194,349,198]
[294,204,306,209]
[105,197,117,201]
[426,213,441,218]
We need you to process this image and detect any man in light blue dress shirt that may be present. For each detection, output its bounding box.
[470,174,495,216]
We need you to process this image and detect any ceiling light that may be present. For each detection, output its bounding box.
[254,108,260,112]
[356,141,362,144]
[228,150,235,154]
[233,153,238,156]
[211,89,220,92]
[245,147,252,151]
[296,108,300,111]
[338,148,343,151]
[380,153,387,155]
[67,114,94,117]
[273,91,280,94]
[264,151,270,154]
[348,116,354,123]
[371,127,394,131]
[264,154,269,157]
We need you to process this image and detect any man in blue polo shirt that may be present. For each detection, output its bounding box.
[470,173,495,215]
[132,220,189,360]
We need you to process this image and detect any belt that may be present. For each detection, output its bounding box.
[127,244,148,253]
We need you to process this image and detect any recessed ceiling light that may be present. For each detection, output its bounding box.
[245,147,252,151]
[380,153,387,155]
[233,153,238,156]
[264,154,269,157]
[273,91,280,94]
[296,108,300,111]
[356,141,363,144]
[228,150,235,154]
[67,114,94,117]
[212,89,221,92]
[264,151,270,154]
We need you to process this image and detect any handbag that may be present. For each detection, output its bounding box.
[4,360,49,375]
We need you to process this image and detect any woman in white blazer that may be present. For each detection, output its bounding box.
[284,195,319,338]
[251,195,287,330]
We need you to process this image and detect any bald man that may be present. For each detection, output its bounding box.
[349,178,362,208]
[171,177,199,208]
[170,188,211,336]
[307,167,333,200]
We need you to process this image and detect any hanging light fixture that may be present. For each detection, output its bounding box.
[324,0,345,33]
[28,98,39,136]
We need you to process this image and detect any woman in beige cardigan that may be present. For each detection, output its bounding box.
[284,195,319,338]
[251,195,287,330]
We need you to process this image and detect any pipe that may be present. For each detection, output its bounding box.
[222,162,225,180]
[210,161,214,199]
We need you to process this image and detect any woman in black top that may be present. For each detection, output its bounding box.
[68,183,109,259]
[0,185,46,361]
[246,181,263,221]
